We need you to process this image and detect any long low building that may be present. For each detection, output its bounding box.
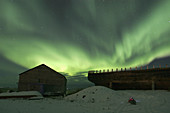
[88,67,170,90]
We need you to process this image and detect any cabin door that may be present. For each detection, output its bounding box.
[40,84,44,94]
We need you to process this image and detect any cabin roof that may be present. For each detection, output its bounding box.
[19,64,66,79]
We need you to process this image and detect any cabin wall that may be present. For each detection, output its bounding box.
[18,66,67,95]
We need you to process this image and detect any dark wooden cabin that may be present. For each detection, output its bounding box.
[88,66,170,90]
[18,64,67,96]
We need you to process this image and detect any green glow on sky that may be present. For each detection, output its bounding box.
[0,0,170,76]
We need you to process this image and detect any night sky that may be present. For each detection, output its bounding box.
[0,0,170,88]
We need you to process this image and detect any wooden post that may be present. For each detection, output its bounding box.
[141,66,142,70]
[99,70,101,73]
[153,65,155,69]
[107,69,109,72]
[159,64,161,68]
[116,68,118,72]
[135,66,137,70]
[96,70,98,73]
[152,80,155,90]
[109,82,112,88]
[147,66,149,70]
[103,69,105,73]
[112,69,113,72]
[130,67,131,71]
[121,68,123,71]
[125,68,126,71]
[89,71,94,73]
[166,64,168,68]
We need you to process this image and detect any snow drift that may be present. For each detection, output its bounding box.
[65,86,121,103]
[0,91,43,99]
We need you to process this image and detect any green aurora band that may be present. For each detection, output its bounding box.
[0,0,170,76]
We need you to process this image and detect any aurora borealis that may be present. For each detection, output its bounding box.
[0,0,170,87]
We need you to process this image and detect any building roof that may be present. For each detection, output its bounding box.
[19,64,66,79]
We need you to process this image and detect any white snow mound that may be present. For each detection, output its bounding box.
[0,91,43,97]
[65,86,120,103]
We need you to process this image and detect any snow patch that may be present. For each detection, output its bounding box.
[65,86,120,103]
[0,91,43,99]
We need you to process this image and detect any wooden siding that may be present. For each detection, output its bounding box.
[88,67,170,90]
[18,64,67,96]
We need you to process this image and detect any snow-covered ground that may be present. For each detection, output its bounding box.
[0,86,170,113]
[0,91,42,97]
